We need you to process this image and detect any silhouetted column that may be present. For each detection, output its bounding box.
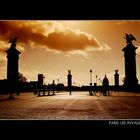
[122,34,138,91]
[52,80,55,95]
[114,70,119,91]
[67,70,72,95]
[37,74,44,96]
[6,37,21,97]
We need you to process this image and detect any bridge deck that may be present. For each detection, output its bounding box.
[0,91,140,119]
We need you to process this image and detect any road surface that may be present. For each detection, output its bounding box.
[0,91,140,119]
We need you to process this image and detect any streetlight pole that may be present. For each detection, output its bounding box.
[96,75,98,85]
[90,69,92,85]
[57,78,59,93]
[89,69,92,95]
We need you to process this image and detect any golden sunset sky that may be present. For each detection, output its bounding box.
[0,20,140,86]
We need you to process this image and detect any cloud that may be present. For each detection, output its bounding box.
[17,45,25,52]
[45,27,101,51]
[86,43,111,52]
[0,54,6,63]
[0,21,111,54]
[0,41,9,53]
[101,43,112,51]
[64,43,111,59]
[0,65,6,79]
[0,41,7,66]
[66,50,89,59]
[0,40,24,54]
[0,40,24,67]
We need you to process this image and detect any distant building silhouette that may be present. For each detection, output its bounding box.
[67,70,72,94]
[38,74,44,86]
[122,34,138,91]
[6,37,21,96]
[37,74,44,96]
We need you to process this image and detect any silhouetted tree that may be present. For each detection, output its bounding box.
[18,73,27,82]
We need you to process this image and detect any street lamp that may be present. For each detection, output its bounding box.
[90,69,92,85]
[57,78,59,93]
[96,75,98,85]
[89,69,93,95]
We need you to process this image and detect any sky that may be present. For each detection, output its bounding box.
[0,20,140,86]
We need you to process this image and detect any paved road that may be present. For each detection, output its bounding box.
[0,91,140,119]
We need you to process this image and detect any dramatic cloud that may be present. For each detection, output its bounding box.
[0,41,7,67]
[0,21,110,53]
[0,41,8,53]
[0,40,24,66]
[66,50,89,59]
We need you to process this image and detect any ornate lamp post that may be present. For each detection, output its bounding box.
[57,78,59,93]
[89,69,92,95]
[96,75,98,85]
[7,37,21,99]
[90,69,92,85]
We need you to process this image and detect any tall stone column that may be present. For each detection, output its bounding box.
[6,37,21,96]
[122,34,138,91]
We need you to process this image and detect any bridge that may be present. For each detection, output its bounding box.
[0,91,140,119]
